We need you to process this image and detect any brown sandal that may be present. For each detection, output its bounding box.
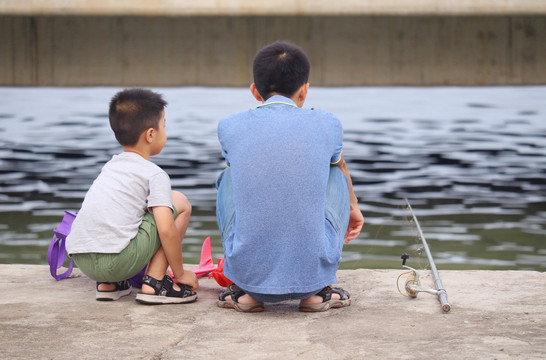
[217,284,265,312]
[299,286,351,312]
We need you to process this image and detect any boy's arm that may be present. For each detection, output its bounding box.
[153,206,198,289]
[334,153,364,243]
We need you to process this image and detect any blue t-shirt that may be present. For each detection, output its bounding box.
[217,95,344,294]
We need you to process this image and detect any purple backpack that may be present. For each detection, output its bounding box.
[47,211,145,287]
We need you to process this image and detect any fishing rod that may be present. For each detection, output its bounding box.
[399,198,451,313]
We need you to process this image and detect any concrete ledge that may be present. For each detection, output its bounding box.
[1,0,546,16]
[0,265,544,359]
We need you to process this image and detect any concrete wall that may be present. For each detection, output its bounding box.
[1,15,545,86]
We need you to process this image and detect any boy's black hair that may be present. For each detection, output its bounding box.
[253,41,310,100]
[108,88,167,146]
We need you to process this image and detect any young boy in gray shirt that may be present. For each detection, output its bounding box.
[67,88,198,304]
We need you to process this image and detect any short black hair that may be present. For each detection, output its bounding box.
[108,88,167,146]
[253,41,310,100]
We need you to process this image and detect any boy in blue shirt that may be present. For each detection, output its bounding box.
[67,88,198,304]
[216,41,364,312]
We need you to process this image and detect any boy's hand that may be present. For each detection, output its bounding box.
[177,270,199,290]
[344,207,364,243]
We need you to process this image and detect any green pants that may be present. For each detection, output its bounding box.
[72,208,177,282]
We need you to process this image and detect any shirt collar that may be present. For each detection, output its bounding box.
[256,95,297,108]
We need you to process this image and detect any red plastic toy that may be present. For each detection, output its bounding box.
[170,237,232,287]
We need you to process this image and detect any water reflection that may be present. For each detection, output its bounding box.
[0,87,545,270]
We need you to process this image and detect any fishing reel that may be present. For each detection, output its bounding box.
[398,253,439,298]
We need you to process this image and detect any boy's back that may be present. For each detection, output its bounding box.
[218,95,344,294]
[67,151,172,254]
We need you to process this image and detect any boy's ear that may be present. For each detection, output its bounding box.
[144,128,155,144]
[298,83,309,102]
[250,83,264,102]
[293,82,309,107]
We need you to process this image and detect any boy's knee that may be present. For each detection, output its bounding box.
[172,190,192,214]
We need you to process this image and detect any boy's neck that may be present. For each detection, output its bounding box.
[267,93,301,106]
[123,146,150,160]
[251,82,309,108]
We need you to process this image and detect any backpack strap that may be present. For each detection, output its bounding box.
[47,236,74,280]
[47,211,76,280]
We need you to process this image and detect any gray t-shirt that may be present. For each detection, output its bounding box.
[66,152,172,254]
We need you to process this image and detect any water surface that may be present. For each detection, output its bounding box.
[0,87,544,271]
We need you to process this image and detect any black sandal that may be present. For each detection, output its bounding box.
[96,280,132,301]
[135,275,197,305]
[217,284,264,312]
[299,286,351,312]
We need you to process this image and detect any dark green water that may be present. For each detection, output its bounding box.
[1,87,545,271]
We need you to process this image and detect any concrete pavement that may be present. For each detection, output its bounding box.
[0,265,544,359]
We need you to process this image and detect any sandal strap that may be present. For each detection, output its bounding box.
[315,286,350,302]
[141,275,164,294]
[218,284,246,302]
[228,284,247,302]
[142,275,194,297]
[162,276,194,297]
[330,287,350,300]
[316,286,333,301]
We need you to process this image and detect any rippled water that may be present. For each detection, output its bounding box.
[1,87,545,271]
